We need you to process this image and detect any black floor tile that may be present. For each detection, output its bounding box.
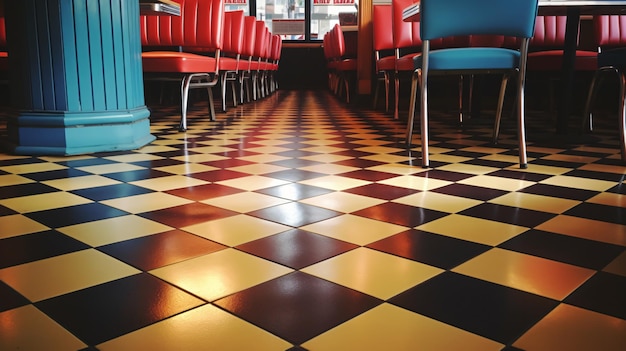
[0,182,59,199]
[353,202,449,227]
[367,229,491,270]
[0,230,90,269]
[139,202,239,228]
[25,203,128,228]
[98,230,227,271]
[519,183,598,201]
[389,271,559,345]
[35,273,205,345]
[564,271,626,320]
[236,229,358,270]
[499,229,625,270]
[564,202,626,224]
[344,183,421,201]
[0,281,30,312]
[459,203,556,227]
[71,183,154,201]
[432,183,509,201]
[214,271,382,345]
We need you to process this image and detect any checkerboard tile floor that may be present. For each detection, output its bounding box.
[1,89,625,351]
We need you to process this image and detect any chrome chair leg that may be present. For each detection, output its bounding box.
[492,75,510,144]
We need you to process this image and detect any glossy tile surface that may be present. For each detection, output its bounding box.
[1,90,625,350]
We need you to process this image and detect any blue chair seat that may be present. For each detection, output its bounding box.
[416,48,521,71]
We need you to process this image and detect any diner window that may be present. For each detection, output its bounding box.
[225,0,251,14]
[253,0,357,41]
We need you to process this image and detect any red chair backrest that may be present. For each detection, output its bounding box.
[530,15,576,48]
[373,4,394,52]
[223,10,245,56]
[391,0,421,51]
[594,15,626,49]
[271,34,281,61]
[140,0,224,50]
[0,16,6,48]
[253,21,267,58]
[242,16,257,58]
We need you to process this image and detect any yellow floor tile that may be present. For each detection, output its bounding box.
[0,192,92,213]
[0,249,140,302]
[59,215,173,246]
[586,192,626,208]
[301,214,407,245]
[170,154,228,163]
[514,304,626,351]
[76,163,146,175]
[458,175,536,191]
[542,153,601,164]
[224,163,290,175]
[215,175,290,191]
[243,145,293,154]
[154,163,219,175]
[0,214,49,239]
[0,305,87,351]
[202,192,290,212]
[0,162,67,175]
[150,248,292,301]
[393,192,482,213]
[506,163,571,175]
[300,146,348,154]
[536,215,626,246]
[366,164,426,176]
[539,175,616,191]
[360,153,417,163]
[428,153,473,164]
[435,163,498,175]
[134,145,180,153]
[302,248,443,299]
[187,145,238,154]
[130,175,209,191]
[417,214,528,246]
[578,163,626,174]
[97,304,291,351]
[299,154,354,163]
[103,154,165,163]
[298,163,360,175]
[298,175,371,191]
[101,192,193,213]
[0,174,35,186]
[489,192,581,213]
[378,175,452,191]
[302,303,503,351]
[42,175,121,191]
[182,214,289,246]
[299,192,386,213]
[354,146,406,154]
[453,248,595,300]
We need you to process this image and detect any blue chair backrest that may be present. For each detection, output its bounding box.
[420,0,539,41]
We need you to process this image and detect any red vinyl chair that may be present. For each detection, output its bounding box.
[140,0,225,131]
[526,16,598,111]
[331,24,357,103]
[372,4,395,112]
[0,16,8,78]
[268,34,282,94]
[251,21,268,101]
[239,16,257,104]
[219,10,245,112]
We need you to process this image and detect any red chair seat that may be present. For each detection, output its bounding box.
[0,52,8,71]
[527,50,597,71]
[376,56,396,71]
[396,53,420,71]
[220,57,239,71]
[142,51,218,73]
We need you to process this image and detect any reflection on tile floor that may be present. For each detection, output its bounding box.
[1,89,626,350]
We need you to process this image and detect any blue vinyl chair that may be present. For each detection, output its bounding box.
[406,0,539,168]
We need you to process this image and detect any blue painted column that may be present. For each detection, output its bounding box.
[3,0,154,155]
